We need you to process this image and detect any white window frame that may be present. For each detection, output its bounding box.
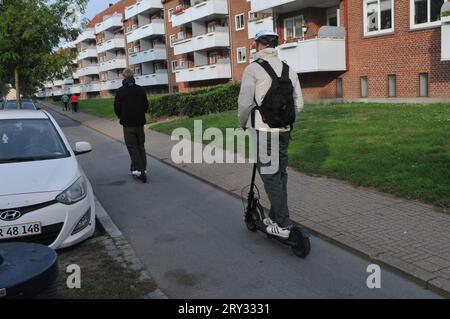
[363,0,395,37]
[235,13,245,31]
[171,60,177,73]
[409,0,443,30]
[237,47,247,64]
[283,15,305,40]
[170,34,176,48]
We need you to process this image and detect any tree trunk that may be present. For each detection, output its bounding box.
[15,68,21,109]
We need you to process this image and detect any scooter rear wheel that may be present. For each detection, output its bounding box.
[290,228,311,258]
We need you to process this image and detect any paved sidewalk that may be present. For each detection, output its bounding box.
[43,103,450,297]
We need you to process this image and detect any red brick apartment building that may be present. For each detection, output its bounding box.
[41,0,450,102]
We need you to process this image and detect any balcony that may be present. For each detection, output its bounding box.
[251,0,339,14]
[95,14,123,34]
[99,58,127,72]
[53,80,64,86]
[74,65,100,77]
[77,48,98,61]
[52,88,63,96]
[125,0,163,20]
[81,82,101,93]
[126,19,165,43]
[129,46,167,65]
[70,85,82,94]
[248,16,274,39]
[75,29,96,44]
[175,61,231,82]
[172,0,228,27]
[64,78,74,85]
[277,27,346,73]
[135,72,169,86]
[173,29,229,55]
[97,37,126,54]
[101,79,123,91]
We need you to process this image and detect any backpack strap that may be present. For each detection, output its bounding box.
[281,62,290,81]
[255,59,279,80]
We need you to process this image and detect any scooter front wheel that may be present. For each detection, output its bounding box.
[244,214,257,232]
[290,228,311,258]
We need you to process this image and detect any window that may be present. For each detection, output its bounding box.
[410,0,444,29]
[178,31,185,40]
[168,9,174,23]
[235,13,245,31]
[284,15,304,40]
[134,67,141,76]
[360,76,368,98]
[209,52,218,65]
[336,78,343,98]
[363,0,394,36]
[388,75,396,97]
[419,73,429,97]
[128,47,134,54]
[207,21,216,33]
[237,47,247,64]
[171,60,178,73]
[170,34,176,47]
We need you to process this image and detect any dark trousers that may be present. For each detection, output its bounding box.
[123,126,147,171]
[256,131,291,227]
[63,102,69,111]
[71,102,78,112]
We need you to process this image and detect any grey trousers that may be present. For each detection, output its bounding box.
[123,126,147,171]
[256,131,291,227]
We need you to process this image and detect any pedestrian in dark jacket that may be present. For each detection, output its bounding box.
[114,68,149,183]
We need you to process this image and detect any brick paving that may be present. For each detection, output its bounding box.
[44,103,450,297]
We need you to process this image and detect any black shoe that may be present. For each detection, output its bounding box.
[140,170,147,183]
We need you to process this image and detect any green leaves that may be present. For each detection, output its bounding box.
[0,0,87,95]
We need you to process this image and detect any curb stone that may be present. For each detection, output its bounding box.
[94,199,169,299]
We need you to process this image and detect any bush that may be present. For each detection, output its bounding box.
[148,82,240,118]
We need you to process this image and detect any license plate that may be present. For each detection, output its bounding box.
[0,222,42,240]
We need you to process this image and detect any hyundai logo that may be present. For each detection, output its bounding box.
[0,210,22,221]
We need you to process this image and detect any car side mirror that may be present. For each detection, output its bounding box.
[74,142,92,156]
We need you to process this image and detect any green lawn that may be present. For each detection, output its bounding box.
[151,103,450,208]
[54,98,117,120]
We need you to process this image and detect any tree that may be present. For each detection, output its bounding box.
[0,0,88,108]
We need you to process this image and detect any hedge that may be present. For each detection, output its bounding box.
[148,82,240,118]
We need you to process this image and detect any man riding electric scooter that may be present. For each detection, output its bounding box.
[238,30,304,239]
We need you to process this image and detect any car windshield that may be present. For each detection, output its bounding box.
[0,119,70,163]
[4,101,36,110]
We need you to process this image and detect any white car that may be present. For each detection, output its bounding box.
[0,110,95,249]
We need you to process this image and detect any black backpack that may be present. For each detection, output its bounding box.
[252,59,296,129]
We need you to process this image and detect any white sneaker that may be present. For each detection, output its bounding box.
[132,170,141,177]
[266,224,291,239]
[263,217,276,226]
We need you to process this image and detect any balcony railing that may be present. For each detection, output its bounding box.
[99,58,127,72]
[81,82,101,93]
[101,79,123,91]
[95,13,123,34]
[75,29,96,44]
[135,72,169,86]
[175,60,231,82]
[70,85,82,94]
[173,28,229,55]
[277,26,346,73]
[125,0,163,20]
[126,19,165,43]
[129,46,167,65]
[73,65,100,78]
[172,0,228,27]
[251,0,334,13]
[97,37,126,53]
[77,48,98,61]
[248,16,274,39]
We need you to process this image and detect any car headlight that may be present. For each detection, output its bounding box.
[56,177,87,205]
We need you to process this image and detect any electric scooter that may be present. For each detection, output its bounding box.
[243,164,311,258]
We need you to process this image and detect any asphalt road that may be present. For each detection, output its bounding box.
[48,108,441,299]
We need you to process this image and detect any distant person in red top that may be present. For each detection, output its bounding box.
[70,95,79,113]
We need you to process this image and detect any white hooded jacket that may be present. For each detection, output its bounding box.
[238,48,304,132]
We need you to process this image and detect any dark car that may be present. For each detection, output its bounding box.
[3,100,39,110]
